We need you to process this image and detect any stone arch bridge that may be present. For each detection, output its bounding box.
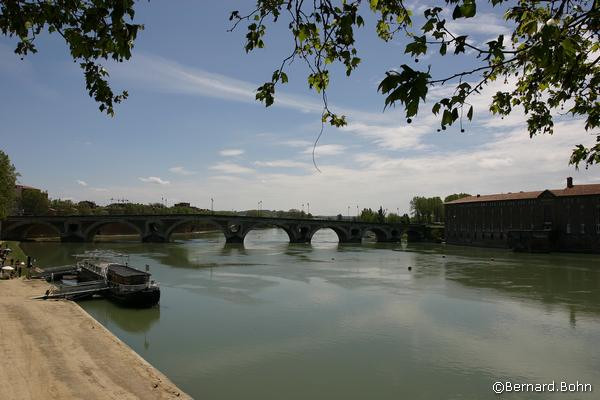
[1,214,439,244]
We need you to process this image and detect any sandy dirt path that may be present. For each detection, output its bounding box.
[0,279,192,400]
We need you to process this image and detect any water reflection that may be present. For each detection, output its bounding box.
[20,229,600,400]
[82,299,161,333]
[22,232,600,317]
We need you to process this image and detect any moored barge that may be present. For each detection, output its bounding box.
[77,252,160,308]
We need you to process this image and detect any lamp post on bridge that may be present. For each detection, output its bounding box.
[307,202,310,216]
[301,203,304,214]
[211,198,214,214]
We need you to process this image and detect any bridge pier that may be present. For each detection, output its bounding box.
[289,238,311,244]
[60,234,86,243]
[142,233,168,243]
[224,235,245,244]
[285,224,312,244]
[339,237,362,244]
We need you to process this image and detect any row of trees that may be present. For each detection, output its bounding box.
[11,192,321,218]
[409,194,471,223]
[0,151,18,219]
[410,197,445,223]
[356,207,411,224]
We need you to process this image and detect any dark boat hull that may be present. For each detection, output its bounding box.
[107,288,160,308]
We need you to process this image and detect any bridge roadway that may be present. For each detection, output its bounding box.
[0,214,437,244]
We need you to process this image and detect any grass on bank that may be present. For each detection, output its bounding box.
[0,241,27,263]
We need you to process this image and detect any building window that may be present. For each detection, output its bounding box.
[566,224,571,234]
[581,224,585,234]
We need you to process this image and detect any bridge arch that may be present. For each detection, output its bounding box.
[243,223,295,244]
[84,220,143,242]
[164,219,226,242]
[3,221,62,241]
[310,226,348,244]
[405,229,424,242]
[362,227,389,242]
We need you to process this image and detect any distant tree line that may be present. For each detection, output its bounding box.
[11,193,321,219]
[409,193,471,224]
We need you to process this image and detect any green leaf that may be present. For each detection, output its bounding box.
[440,42,447,55]
[404,35,427,56]
[452,5,462,19]
[442,109,453,126]
[460,2,476,18]
[561,38,579,57]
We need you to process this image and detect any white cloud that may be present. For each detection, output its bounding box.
[76,180,88,186]
[254,160,312,169]
[139,176,170,185]
[220,149,245,157]
[477,157,514,169]
[101,52,597,215]
[340,121,430,150]
[446,13,511,37]
[302,144,346,156]
[112,53,323,114]
[278,139,314,147]
[210,162,255,174]
[110,52,445,153]
[65,119,597,215]
[169,166,196,175]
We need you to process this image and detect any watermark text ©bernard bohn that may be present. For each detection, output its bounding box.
[492,381,592,394]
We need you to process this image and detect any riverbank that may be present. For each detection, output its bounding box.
[0,278,191,400]
[0,240,27,261]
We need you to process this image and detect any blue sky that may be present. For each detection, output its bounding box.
[0,1,597,215]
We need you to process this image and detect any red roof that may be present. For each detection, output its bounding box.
[446,183,600,204]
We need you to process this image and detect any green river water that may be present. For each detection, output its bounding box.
[21,228,600,399]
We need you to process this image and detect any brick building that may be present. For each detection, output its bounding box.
[444,178,600,253]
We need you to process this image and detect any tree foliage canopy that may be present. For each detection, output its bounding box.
[0,0,142,116]
[444,193,471,202]
[231,0,600,168]
[0,150,18,219]
[20,189,49,215]
[410,196,444,223]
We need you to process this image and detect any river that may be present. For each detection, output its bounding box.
[21,228,600,399]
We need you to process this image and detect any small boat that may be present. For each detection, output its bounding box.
[76,251,160,308]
